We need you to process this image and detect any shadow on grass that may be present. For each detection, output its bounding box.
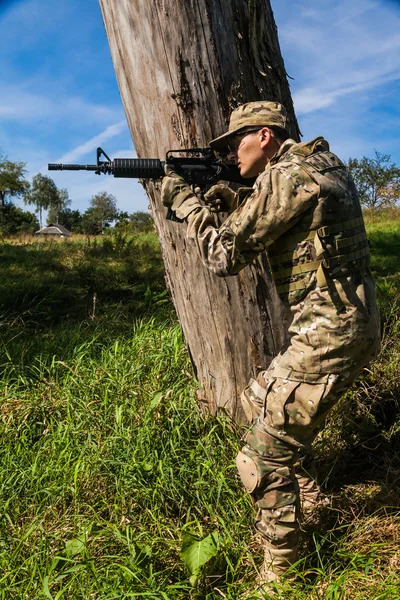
[0,236,173,376]
[0,238,166,319]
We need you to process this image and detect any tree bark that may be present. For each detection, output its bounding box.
[99,0,299,423]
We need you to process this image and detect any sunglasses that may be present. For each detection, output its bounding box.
[226,128,262,153]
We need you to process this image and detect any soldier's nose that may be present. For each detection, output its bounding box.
[227,151,237,162]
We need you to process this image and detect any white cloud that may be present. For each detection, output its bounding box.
[56,121,128,163]
[294,68,400,115]
[274,0,400,117]
[292,89,336,114]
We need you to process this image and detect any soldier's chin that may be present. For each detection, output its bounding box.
[239,165,255,179]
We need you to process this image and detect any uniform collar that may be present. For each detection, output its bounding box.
[269,137,329,165]
[269,139,297,165]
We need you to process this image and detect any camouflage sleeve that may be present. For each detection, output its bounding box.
[185,164,319,276]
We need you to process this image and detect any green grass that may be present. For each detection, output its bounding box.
[0,219,399,599]
[365,207,400,286]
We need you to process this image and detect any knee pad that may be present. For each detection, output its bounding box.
[236,422,299,509]
[236,450,258,493]
[236,447,295,505]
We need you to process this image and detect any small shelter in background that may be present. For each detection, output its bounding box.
[36,224,72,238]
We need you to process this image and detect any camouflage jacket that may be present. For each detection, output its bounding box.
[181,138,381,380]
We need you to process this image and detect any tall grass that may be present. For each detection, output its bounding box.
[0,220,399,599]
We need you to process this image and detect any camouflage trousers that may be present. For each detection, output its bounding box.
[236,369,359,550]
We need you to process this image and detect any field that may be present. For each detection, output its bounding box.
[0,213,399,600]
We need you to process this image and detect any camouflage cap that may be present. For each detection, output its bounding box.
[210,101,289,152]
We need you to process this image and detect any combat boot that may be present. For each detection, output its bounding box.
[241,544,298,599]
[257,543,298,583]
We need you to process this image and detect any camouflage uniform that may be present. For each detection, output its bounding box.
[162,103,381,577]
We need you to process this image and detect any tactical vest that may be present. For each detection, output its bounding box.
[266,146,370,295]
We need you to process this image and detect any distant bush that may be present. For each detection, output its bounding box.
[363,205,400,223]
[0,202,39,235]
[115,210,154,233]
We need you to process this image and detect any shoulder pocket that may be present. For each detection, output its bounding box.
[303,152,346,173]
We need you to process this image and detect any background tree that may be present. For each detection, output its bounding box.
[348,151,400,209]
[24,174,59,228]
[80,207,104,235]
[89,191,118,232]
[99,0,299,420]
[47,188,71,225]
[57,208,82,232]
[0,151,30,212]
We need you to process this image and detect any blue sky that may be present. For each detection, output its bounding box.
[1,0,399,215]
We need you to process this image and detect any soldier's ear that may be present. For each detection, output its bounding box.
[260,127,271,148]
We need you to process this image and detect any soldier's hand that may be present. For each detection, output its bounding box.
[161,165,191,208]
[161,165,201,220]
[203,184,239,213]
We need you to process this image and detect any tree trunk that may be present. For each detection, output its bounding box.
[99,0,299,423]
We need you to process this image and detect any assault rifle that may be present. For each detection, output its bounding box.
[48,147,251,222]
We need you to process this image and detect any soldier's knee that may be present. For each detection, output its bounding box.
[236,445,295,505]
[236,449,259,494]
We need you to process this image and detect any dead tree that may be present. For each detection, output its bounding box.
[99,0,300,423]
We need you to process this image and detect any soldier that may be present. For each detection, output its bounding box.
[161,101,381,595]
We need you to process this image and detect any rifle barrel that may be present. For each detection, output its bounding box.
[48,159,165,179]
[48,164,99,171]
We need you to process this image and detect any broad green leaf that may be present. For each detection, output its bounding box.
[65,534,87,558]
[180,531,219,586]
